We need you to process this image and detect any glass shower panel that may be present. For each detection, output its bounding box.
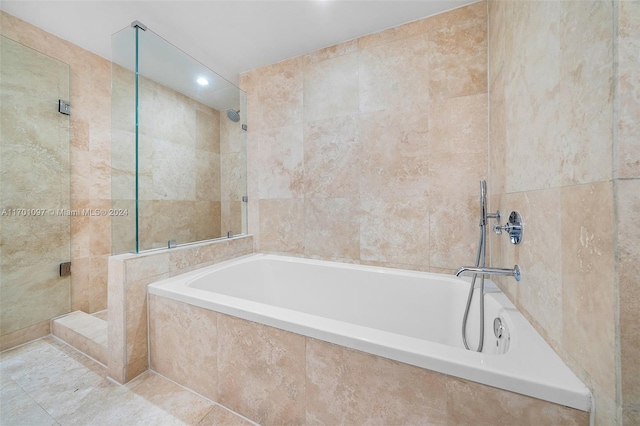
[110,26,137,254]
[111,23,248,253]
[0,36,71,336]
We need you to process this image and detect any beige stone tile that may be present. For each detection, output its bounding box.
[221,200,243,237]
[9,345,107,418]
[360,197,429,266]
[70,256,92,312]
[151,138,197,201]
[110,199,136,255]
[557,0,613,186]
[149,295,218,401]
[220,151,247,201]
[258,199,304,254]
[501,0,562,193]
[0,337,67,377]
[0,320,49,352]
[243,56,303,132]
[89,254,109,313]
[88,371,214,425]
[429,195,479,271]
[0,378,58,426]
[623,410,640,426]
[196,106,220,154]
[196,149,221,201]
[617,0,640,179]
[220,110,244,155]
[303,39,358,66]
[138,77,197,146]
[124,251,170,283]
[92,310,108,321]
[359,109,429,198]
[0,264,70,335]
[488,86,506,196]
[107,258,126,384]
[255,125,304,199]
[195,200,222,241]
[305,338,447,424]
[561,182,616,397]
[217,313,306,424]
[197,405,254,425]
[89,199,112,256]
[357,15,429,50]
[51,311,107,365]
[425,1,487,35]
[124,279,153,364]
[70,199,91,259]
[588,382,619,426]
[429,2,487,101]
[617,179,640,407]
[428,94,488,197]
[359,32,429,113]
[304,51,358,122]
[446,377,589,425]
[304,198,360,261]
[124,355,149,383]
[303,115,360,198]
[499,189,563,348]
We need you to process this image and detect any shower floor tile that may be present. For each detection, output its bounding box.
[0,337,255,425]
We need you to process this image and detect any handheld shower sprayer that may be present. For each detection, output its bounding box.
[480,181,487,226]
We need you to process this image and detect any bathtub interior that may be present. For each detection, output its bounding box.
[187,256,509,353]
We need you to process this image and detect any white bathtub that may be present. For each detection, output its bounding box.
[148,253,591,412]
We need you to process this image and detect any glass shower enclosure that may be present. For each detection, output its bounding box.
[0,36,71,342]
[111,22,247,254]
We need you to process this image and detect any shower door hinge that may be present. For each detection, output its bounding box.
[241,195,248,202]
[58,100,70,115]
[59,262,71,277]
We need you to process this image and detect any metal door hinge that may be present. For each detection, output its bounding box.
[59,262,71,277]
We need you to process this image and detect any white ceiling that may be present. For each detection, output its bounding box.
[1,0,477,85]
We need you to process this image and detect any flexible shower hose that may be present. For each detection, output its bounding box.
[461,223,486,352]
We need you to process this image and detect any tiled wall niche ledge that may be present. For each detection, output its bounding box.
[107,235,253,384]
[149,294,590,425]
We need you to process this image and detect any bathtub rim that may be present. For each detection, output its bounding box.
[147,253,592,412]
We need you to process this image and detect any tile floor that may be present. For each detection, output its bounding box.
[0,337,254,425]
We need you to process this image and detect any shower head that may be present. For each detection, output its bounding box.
[226,109,240,122]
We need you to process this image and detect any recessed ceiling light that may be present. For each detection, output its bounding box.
[196,77,209,86]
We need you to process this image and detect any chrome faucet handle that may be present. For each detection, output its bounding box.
[493,211,523,244]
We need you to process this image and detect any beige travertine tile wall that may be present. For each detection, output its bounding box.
[149,294,590,425]
[617,0,640,421]
[240,1,488,272]
[489,0,639,424]
[107,236,253,384]
[1,12,112,349]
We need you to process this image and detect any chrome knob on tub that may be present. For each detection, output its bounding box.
[493,210,524,245]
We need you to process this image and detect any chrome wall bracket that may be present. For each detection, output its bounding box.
[493,210,523,244]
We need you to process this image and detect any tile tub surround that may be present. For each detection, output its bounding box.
[240,1,488,271]
[107,235,253,384]
[149,294,590,425]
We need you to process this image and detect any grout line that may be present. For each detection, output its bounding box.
[148,369,259,426]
